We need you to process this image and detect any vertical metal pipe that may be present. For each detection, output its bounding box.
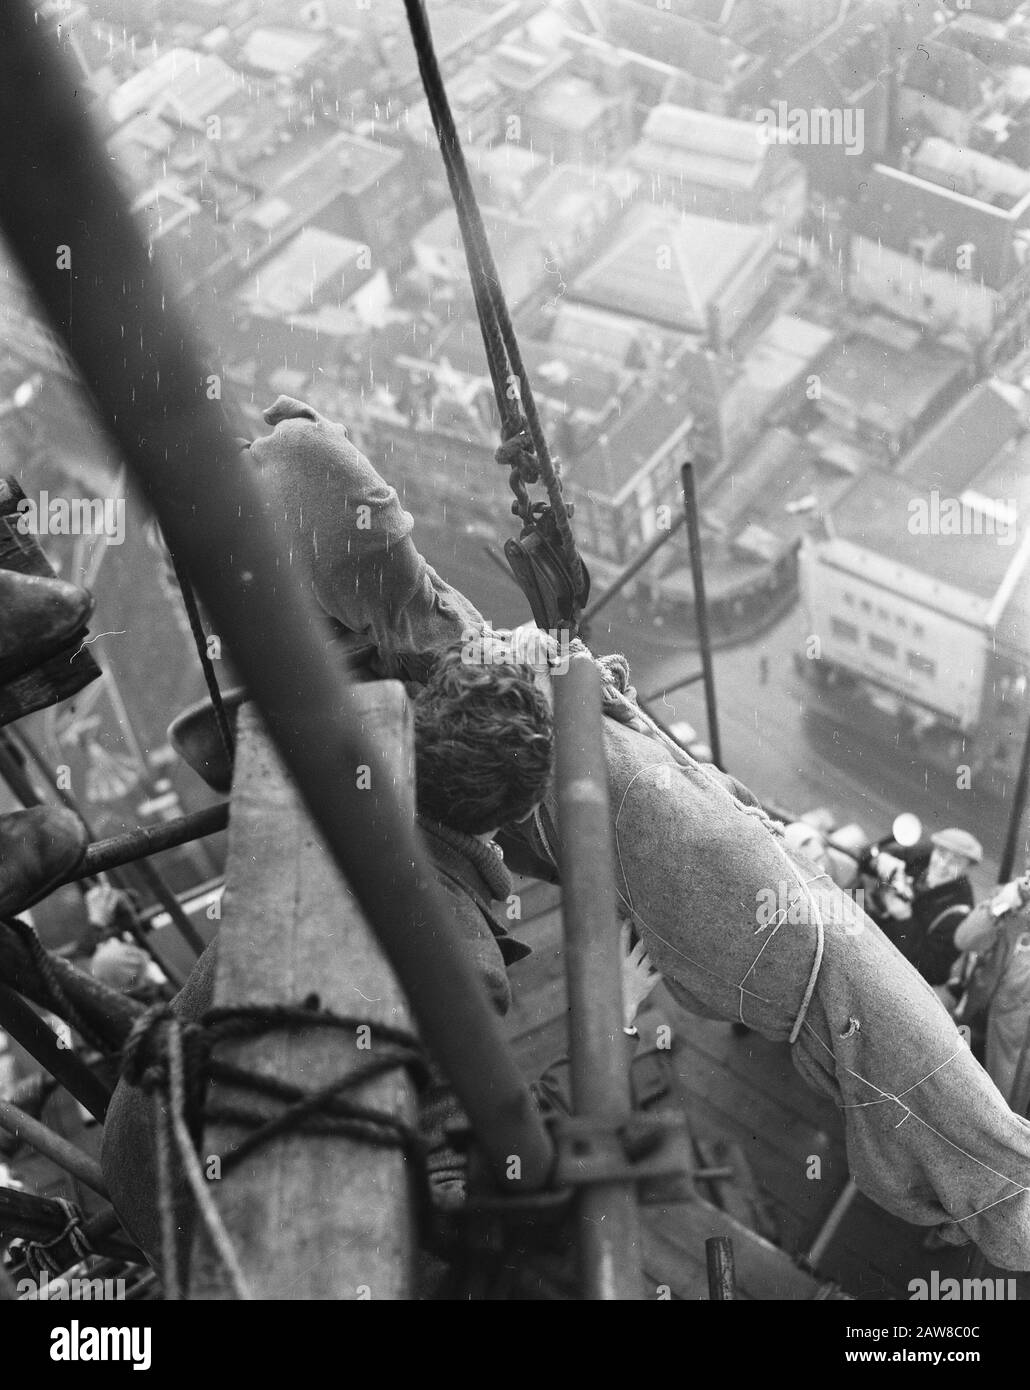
[680,461,723,770]
[998,709,1030,885]
[127,855,206,960]
[554,656,643,1300]
[985,708,1030,1125]
[1008,1011,1030,1118]
[705,1235,736,1301]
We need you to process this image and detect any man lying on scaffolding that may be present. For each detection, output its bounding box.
[105,396,1030,1271]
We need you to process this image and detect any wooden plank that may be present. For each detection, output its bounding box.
[643,1199,829,1301]
[668,1062,842,1252]
[190,688,417,1300]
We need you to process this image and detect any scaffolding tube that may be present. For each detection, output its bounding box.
[681,462,723,770]
[0,2,553,1194]
[554,657,644,1300]
[0,983,110,1121]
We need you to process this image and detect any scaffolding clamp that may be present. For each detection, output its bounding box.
[551,1108,691,1188]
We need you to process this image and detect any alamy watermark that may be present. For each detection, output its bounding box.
[909,1271,1017,1300]
[907,489,1018,546]
[754,101,864,156]
[16,492,126,545]
[50,1320,151,1370]
[17,1270,126,1300]
[755,882,866,934]
[461,623,571,676]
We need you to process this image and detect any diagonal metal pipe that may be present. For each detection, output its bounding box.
[0,1,553,1193]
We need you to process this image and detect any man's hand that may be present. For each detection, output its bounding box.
[991,875,1030,918]
[881,885,913,921]
[873,850,913,894]
[621,921,661,1030]
[85,885,135,933]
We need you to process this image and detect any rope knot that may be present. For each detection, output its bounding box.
[122,1004,208,1095]
[495,429,537,482]
[16,1198,94,1281]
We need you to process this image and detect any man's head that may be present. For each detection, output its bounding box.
[784,821,830,874]
[413,642,554,835]
[925,828,983,888]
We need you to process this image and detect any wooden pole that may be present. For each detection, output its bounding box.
[190,691,419,1299]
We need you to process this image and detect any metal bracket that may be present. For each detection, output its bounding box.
[552,1108,692,1188]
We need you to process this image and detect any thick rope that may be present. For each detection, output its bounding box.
[165,1019,252,1300]
[13,1199,94,1281]
[153,1090,181,1301]
[402,0,584,597]
[124,1003,427,1299]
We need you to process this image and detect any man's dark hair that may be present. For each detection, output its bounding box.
[413,643,553,835]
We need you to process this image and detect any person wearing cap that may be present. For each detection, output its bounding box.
[954,868,1030,1109]
[870,828,981,998]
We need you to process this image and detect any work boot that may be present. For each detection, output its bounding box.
[0,570,94,683]
[0,807,88,917]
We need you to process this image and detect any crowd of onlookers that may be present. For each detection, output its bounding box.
[786,817,1030,1113]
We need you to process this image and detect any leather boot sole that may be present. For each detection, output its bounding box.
[0,583,95,684]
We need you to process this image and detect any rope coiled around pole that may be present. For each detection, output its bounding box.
[121,1001,429,1298]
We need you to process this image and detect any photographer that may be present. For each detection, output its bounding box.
[864,827,980,1004]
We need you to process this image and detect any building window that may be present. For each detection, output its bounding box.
[908,651,936,678]
[895,615,907,629]
[876,607,890,622]
[859,599,872,614]
[831,617,859,643]
[869,634,897,659]
[843,592,854,607]
[913,623,925,639]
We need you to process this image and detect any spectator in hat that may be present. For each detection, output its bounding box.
[954,869,1030,1109]
[867,827,981,1001]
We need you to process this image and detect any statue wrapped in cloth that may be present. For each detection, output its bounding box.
[105,396,1030,1270]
